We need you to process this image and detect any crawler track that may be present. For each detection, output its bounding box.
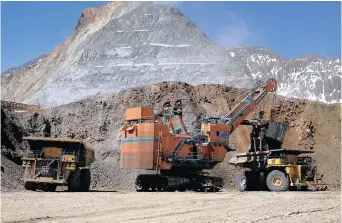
[135,174,223,192]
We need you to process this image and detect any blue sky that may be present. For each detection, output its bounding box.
[1,1,341,71]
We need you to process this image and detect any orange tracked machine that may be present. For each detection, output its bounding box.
[120,78,277,192]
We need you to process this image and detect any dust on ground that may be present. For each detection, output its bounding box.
[1,191,340,223]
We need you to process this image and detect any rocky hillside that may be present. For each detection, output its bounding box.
[1,1,341,107]
[2,82,340,192]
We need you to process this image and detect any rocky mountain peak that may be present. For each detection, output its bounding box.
[74,2,153,32]
[1,2,341,106]
[75,7,101,31]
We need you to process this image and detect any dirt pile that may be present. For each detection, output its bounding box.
[1,156,25,192]
[1,109,28,192]
[1,81,340,191]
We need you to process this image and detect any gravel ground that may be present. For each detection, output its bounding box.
[1,191,340,223]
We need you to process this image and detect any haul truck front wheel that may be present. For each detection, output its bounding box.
[80,169,91,192]
[266,170,289,192]
[68,169,81,192]
[68,169,91,192]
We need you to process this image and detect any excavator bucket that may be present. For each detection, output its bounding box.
[265,122,287,149]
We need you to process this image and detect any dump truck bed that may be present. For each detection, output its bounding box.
[229,149,315,168]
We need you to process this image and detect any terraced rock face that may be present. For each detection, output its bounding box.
[1,1,341,106]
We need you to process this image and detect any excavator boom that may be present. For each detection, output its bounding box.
[200,78,277,143]
[225,78,277,132]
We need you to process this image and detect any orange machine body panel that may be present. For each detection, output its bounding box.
[120,122,169,169]
[210,145,227,162]
[120,121,195,170]
[124,107,154,121]
[121,104,197,171]
[163,134,191,157]
[201,123,231,143]
[120,120,228,171]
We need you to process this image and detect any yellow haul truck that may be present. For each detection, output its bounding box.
[21,137,95,192]
[229,149,324,191]
[228,120,327,192]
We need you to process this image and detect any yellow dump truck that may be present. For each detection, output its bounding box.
[229,149,326,192]
[21,137,95,192]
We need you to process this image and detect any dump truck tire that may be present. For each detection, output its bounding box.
[80,169,91,192]
[24,182,37,191]
[236,172,249,192]
[266,170,289,192]
[68,169,81,192]
[237,171,260,191]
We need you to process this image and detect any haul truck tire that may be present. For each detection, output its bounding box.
[236,171,260,191]
[236,172,249,192]
[68,169,81,192]
[80,169,91,192]
[266,170,290,192]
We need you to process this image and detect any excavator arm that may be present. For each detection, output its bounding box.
[200,78,277,144]
[224,78,277,133]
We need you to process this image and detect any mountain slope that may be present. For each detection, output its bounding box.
[1,1,341,106]
[1,54,49,77]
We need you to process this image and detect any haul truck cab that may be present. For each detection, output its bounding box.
[21,137,95,192]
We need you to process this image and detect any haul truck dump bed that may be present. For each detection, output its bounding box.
[21,137,95,192]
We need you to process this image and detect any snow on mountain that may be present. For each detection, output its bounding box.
[226,47,341,103]
[1,2,341,106]
[1,53,48,77]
